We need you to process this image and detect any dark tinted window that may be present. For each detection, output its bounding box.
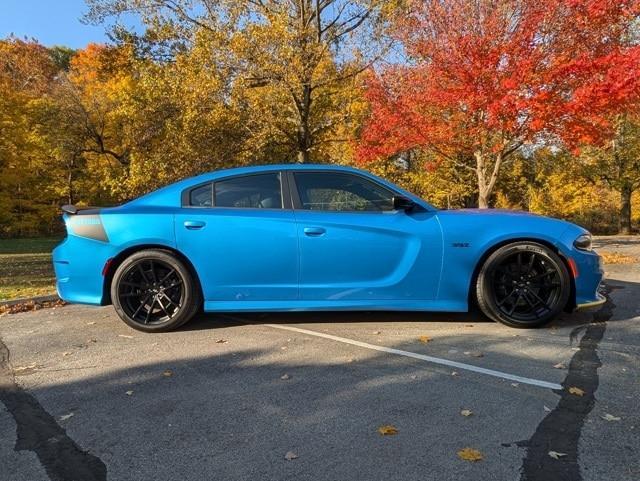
[294,172,394,211]
[189,183,213,207]
[214,173,282,209]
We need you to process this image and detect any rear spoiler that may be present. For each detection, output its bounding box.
[61,204,101,215]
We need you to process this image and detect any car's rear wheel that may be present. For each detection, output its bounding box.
[111,249,200,332]
[476,242,570,328]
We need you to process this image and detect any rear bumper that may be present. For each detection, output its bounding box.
[52,236,111,306]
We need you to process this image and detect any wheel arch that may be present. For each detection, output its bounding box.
[467,237,576,312]
[101,244,204,306]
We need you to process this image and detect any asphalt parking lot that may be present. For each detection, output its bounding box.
[1,237,639,481]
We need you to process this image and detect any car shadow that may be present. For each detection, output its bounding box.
[181,309,486,331]
[179,276,637,333]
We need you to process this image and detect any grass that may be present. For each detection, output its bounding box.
[0,237,61,301]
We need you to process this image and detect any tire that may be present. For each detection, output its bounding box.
[475,242,570,328]
[111,249,201,332]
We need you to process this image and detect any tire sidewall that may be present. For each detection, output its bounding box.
[111,249,199,332]
[476,242,571,328]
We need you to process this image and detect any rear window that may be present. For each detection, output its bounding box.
[189,183,213,207]
[213,173,283,209]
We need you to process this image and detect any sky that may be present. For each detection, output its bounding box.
[0,0,141,48]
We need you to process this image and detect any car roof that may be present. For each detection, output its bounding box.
[125,163,435,211]
[189,163,367,182]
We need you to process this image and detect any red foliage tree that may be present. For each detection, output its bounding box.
[358,0,640,207]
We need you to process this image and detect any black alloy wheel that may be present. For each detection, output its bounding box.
[476,242,570,328]
[111,249,200,332]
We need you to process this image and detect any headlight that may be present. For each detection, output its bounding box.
[573,233,592,251]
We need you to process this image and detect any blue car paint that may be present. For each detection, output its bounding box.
[52,164,604,312]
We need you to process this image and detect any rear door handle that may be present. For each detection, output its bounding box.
[184,220,206,230]
[303,227,326,237]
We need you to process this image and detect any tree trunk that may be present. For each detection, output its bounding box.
[475,150,502,209]
[619,184,632,235]
[297,147,310,163]
[296,84,312,163]
[478,185,490,209]
[67,161,74,205]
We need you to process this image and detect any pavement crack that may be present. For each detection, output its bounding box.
[0,337,107,481]
[518,284,616,481]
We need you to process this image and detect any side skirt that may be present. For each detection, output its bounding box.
[203,299,468,313]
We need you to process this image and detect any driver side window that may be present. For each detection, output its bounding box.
[293,172,394,212]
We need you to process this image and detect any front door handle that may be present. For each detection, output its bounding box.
[184,220,206,230]
[303,227,326,237]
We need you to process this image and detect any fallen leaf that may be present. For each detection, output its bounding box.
[59,413,74,421]
[601,413,621,422]
[553,363,567,369]
[284,451,298,460]
[460,409,473,417]
[280,373,291,380]
[601,252,638,264]
[568,387,585,396]
[215,339,228,344]
[163,369,173,377]
[125,390,134,396]
[378,425,398,436]
[118,334,133,339]
[419,335,432,343]
[14,363,37,372]
[548,451,567,460]
[464,350,484,358]
[457,448,483,462]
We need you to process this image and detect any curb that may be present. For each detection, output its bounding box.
[0,294,59,307]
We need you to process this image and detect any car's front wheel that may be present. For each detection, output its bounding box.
[111,249,200,332]
[475,242,570,328]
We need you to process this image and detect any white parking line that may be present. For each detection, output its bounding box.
[265,324,563,390]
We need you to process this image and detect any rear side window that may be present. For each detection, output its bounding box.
[293,172,394,211]
[214,173,283,209]
[189,183,213,207]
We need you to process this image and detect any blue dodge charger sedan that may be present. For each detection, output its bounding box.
[53,164,604,332]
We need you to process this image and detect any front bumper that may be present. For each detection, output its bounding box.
[569,246,605,311]
[576,292,606,310]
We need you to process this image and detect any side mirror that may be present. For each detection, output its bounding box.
[392,195,416,212]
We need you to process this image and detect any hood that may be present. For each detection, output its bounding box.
[437,208,540,217]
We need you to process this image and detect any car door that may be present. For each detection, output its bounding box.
[175,171,298,303]
[289,171,443,302]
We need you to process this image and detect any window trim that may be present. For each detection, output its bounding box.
[287,170,399,213]
[181,171,292,210]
